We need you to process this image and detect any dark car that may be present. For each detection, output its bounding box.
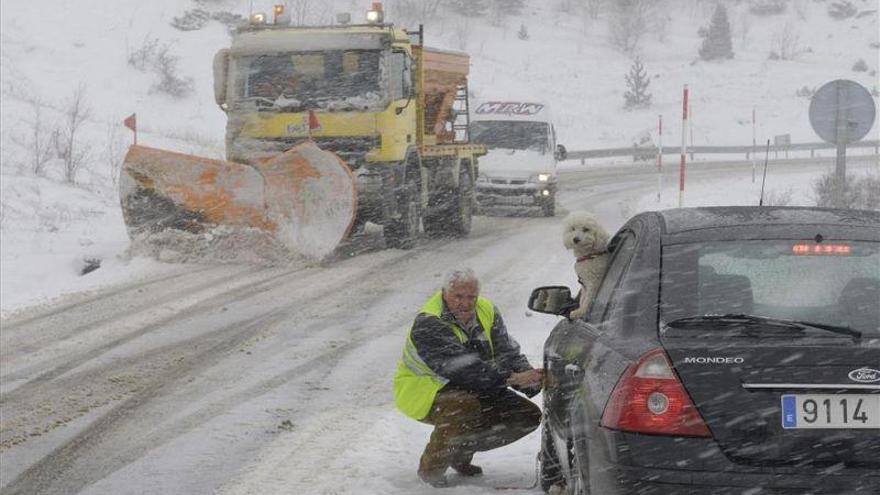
[528,206,880,495]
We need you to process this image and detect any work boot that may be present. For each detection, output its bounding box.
[418,469,449,488]
[451,462,483,477]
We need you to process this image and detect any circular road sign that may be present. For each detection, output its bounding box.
[809,79,876,145]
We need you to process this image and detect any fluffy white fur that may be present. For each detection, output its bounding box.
[562,211,611,319]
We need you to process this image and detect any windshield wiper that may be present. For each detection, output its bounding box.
[665,314,862,339]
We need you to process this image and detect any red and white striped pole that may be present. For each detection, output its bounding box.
[657,114,663,202]
[679,85,688,207]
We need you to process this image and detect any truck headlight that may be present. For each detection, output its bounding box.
[537,174,550,182]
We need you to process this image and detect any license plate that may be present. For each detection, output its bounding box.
[781,394,880,429]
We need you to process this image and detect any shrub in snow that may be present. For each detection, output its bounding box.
[171,9,210,31]
[852,59,868,72]
[518,24,530,41]
[127,36,194,99]
[769,23,806,61]
[127,35,161,72]
[813,172,880,210]
[211,11,246,33]
[609,0,652,54]
[623,57,652,109]
[152,46,195,99]
[749,0,786,16]
[448,0,488,17]
[763,188,794,207]
[795,86,815,98]
[699,4,734,61]
[827,1,857,20]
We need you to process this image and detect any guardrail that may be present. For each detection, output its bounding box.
[566,139,880,162]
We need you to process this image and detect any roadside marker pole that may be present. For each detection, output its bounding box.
[751,107,757,183]
[679,85,688,207]
[657,114,663,202]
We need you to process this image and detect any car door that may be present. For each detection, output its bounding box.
[543,227,640,438]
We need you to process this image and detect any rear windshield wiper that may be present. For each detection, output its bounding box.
[665,314,862,339]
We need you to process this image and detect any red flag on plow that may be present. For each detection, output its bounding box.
[123,113,137,144]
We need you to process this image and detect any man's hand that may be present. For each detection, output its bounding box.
[506,368,544,389]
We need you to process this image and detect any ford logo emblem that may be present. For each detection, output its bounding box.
[848,367,880,383]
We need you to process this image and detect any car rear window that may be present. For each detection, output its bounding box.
[660,240,880,335]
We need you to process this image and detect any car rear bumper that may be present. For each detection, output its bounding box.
[590,431,879,494]
[608,464,879,494]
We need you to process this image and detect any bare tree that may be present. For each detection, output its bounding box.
[104,123,128,186]
[53,86,92,184]
[10,99,55,176]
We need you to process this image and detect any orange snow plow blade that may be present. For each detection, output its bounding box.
[120,142,357,259]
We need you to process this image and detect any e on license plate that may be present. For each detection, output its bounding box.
[781,394,880,429]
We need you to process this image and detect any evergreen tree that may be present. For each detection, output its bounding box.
[699,4,734,60]
[449,0,488,17]
[623,57,652,109]
[517,23,530,40]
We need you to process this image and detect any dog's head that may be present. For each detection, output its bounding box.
[562,211,609,257]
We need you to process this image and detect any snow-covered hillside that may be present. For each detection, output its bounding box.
[1,0,878,314]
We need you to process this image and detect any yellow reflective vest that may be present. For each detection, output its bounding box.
[393,291,497,420]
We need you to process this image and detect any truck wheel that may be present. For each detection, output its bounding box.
[542,193,556,217]
[385,170,420,249]
[424,168,473,237]
[449,169,473,236]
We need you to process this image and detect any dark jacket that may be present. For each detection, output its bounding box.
[410,300,535,395]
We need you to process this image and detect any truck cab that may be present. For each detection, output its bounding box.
[471,101,564,217]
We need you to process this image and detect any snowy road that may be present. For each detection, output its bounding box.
[1,157,876,495]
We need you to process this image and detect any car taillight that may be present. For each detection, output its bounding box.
[601,348,710,437]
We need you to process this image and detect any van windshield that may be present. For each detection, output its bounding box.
[233,50,386,112]
[471,121,550,153]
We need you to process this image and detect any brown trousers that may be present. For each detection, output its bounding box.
[418,388,542,477]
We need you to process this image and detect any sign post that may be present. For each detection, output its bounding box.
[809,80,876,208]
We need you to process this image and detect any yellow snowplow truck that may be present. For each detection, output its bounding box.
[120,9,486,259]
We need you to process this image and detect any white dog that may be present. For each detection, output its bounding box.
[562,211,611,319]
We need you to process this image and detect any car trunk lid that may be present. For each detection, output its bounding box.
[662,335,880,469]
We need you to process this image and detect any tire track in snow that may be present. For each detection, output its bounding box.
[0,265,216,331]
[0,223,537,495]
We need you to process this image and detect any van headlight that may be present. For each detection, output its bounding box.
[536,174,550,182]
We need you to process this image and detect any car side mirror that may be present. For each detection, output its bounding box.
[554,144,567,161]
[528,286,577,316]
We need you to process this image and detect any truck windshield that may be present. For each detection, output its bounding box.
[471,121,550,153]
[234,50,386,112]
[660,240,880,336]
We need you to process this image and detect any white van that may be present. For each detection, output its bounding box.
[470,101,565,216]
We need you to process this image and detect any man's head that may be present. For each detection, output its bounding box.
[441,268,480,323]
